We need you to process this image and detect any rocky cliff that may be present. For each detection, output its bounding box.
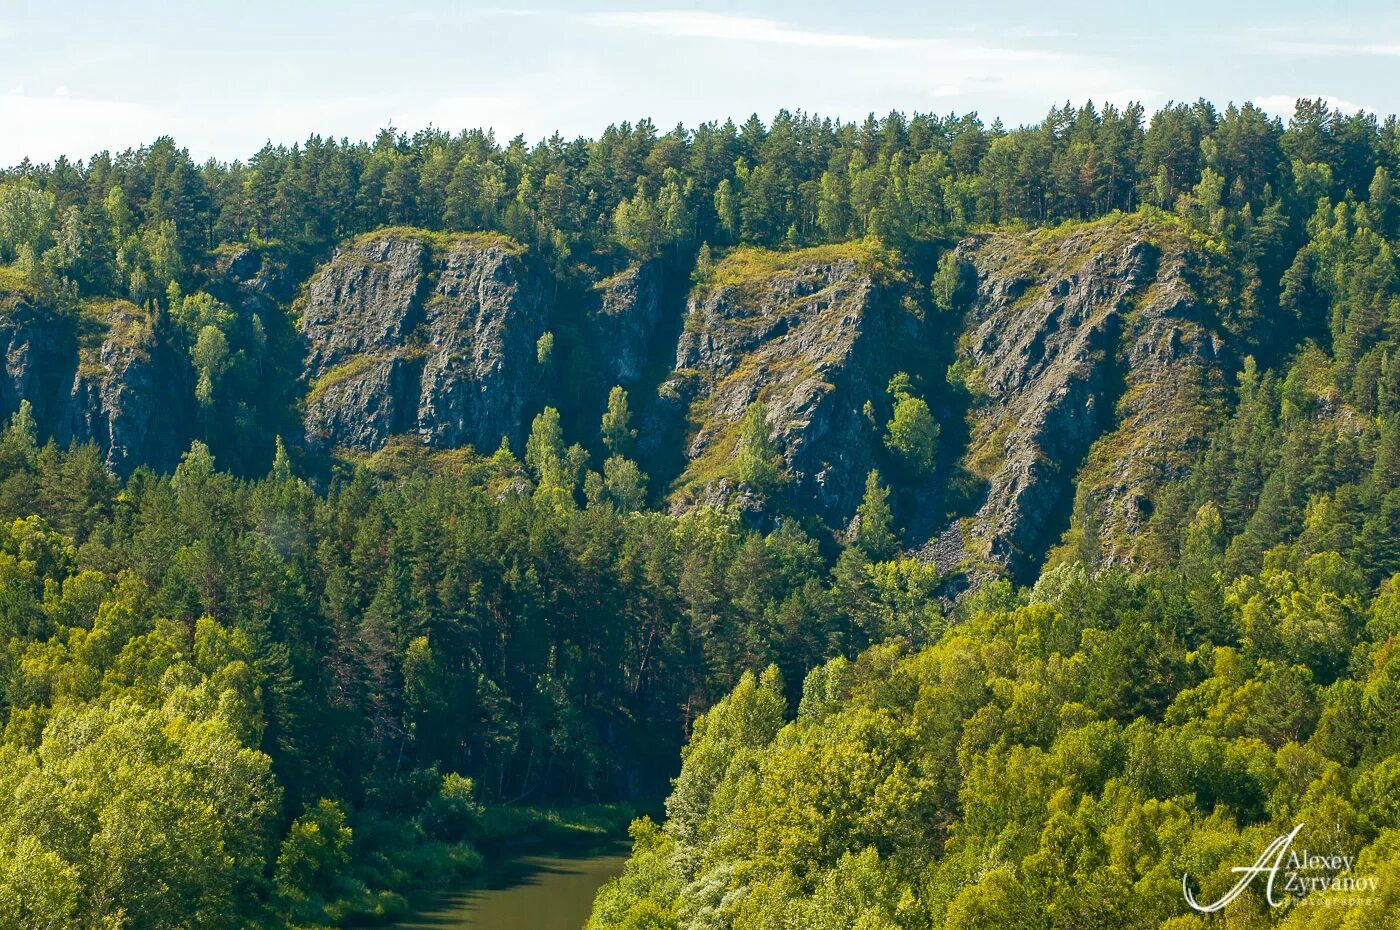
[283,220,1241,578]
[0,215,1244,581]
[927,216,1235,581]
[0,286,191,473]
[0,294,75,434]
[588,260,668,386]
[300,230,549,452]
[663,243,923,528]
[65,300,194,472]
[211,244,296,318]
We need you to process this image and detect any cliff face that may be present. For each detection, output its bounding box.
[65,301,194,473]
[664,244,920,528]
[0,216,1242,578]
[0,298,76,434]
[300,231,549,453]
[211,245,295,317]
[0,292,191,473]
[588,261,667,386]
[931,217,1234,580]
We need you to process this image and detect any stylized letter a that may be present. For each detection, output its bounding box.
[1183,823,1304,913]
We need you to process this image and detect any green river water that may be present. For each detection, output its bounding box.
[390,841,629,930]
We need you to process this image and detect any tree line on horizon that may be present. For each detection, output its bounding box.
[2,97,1394,299]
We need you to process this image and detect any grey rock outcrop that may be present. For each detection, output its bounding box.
[211,245,295,317]
[0,298,76,431]
[931,217,1232,580]
[588,261,667,386]
[666,246,918,527]
[301,231,549,452]
[0,293,191,473]
[65,301,193,472]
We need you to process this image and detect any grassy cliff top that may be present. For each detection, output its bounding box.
[976,210,1231,277]
[348,226,527,257]
[700,240,899,293]
[968,210,1244,336]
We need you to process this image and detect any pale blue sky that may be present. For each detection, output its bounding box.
[2,0,1399,165]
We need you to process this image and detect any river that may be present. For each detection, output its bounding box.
[390,841,630,930]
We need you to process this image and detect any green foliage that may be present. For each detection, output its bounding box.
[0,422,912,926]
[0,95,1368,308]
[692,241,714,285]
[931,250,973,312]
[275,799,357,921]
[5,95,1400,928]
[600,557,1400,930]
[421,773,485,843]
[600,455,648,512]
[193,326,230,408]
[855,470,898,560]
[525,405,579,506]
[601,386,636,458]
[884,375,938,477]
[733,402,783,493]
[0,181,55,263]
[664,666,787,853]
[0,612,280,929]
[171,291,236,343]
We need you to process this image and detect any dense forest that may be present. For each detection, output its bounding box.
[0,96,1398,927]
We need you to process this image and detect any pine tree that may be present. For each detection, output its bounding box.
[269,436,294,483]
[855,470,898,560]
[601,386,636,457]
[525,406,568,488]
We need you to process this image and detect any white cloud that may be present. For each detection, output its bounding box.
[571,9,1142,117]
[1245,23,1400,58]
[0,10,1153,163]
[1253,93,1367,118]
[0,88,543,166]
[409,7,542,23]
[585,10,918,49]
[542,11,1158,134]
[582,10,1048,60]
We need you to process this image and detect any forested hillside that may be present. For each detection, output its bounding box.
[0,97,1399,926]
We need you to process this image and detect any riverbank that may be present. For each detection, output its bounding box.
[331,804,641,929]
[387,839,632,930]
[473,804,641,857]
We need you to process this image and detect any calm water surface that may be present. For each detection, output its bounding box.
[391,841,629,930]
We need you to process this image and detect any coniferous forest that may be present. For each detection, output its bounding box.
[1,97,1400,928]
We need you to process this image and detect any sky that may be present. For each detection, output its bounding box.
[2,0,1400,165]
